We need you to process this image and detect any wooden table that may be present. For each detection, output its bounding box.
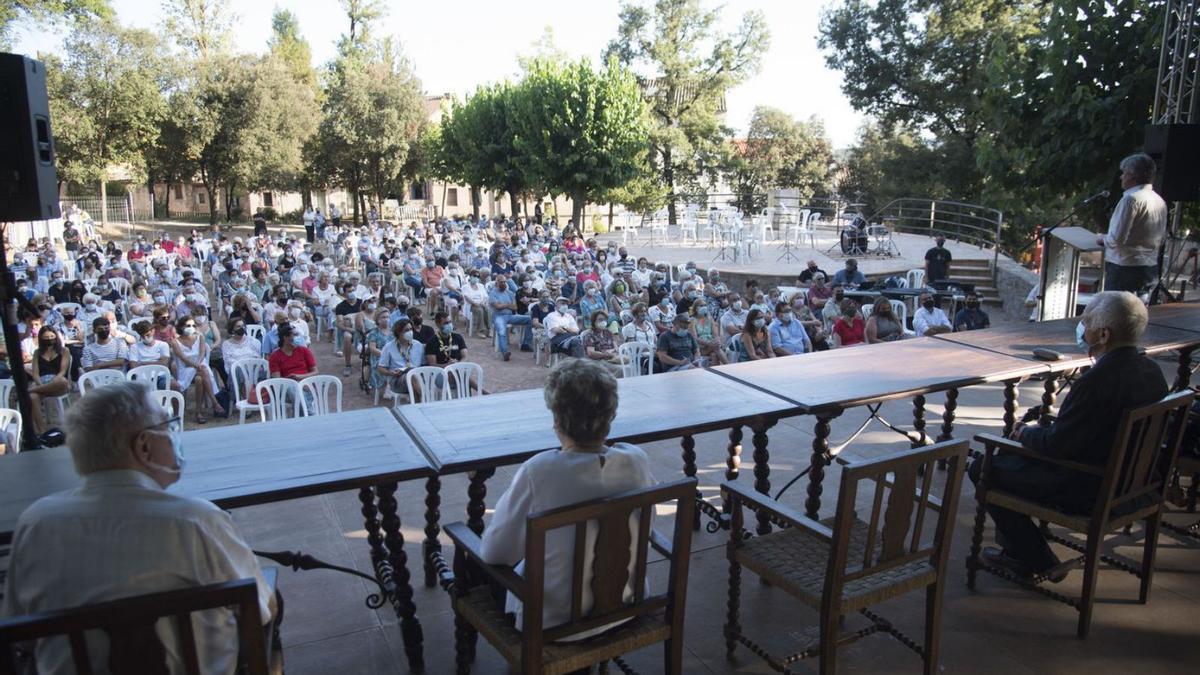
[710,338,1048,519]
[1148,300,1200,333]
[0,408,434,673]
[397,367,796,582]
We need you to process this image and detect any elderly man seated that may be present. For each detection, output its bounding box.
[913,292,952,336]
[968,291,1167,580]
[2,381,276,672]
[769,301,812,356]
[831,258,866,288]
[656,313,706,371]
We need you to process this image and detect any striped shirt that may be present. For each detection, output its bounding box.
[81,338,128,370]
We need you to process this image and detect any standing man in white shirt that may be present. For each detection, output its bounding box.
[913,292,953,336]
[1096,152,1168,295]
[2,381,276,674]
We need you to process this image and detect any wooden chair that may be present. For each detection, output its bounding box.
[967,390,1194,638]
[0,578,268,675]
[444,477,697,675]
[722,439,969,675]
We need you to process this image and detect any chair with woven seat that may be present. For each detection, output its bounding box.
[722,439,968,675]
[967,390,1193,638]
[444,477,696,675]
[0,578,268,675]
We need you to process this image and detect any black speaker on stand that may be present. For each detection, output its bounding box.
[0,52,62,451]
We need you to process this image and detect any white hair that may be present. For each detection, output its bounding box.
[1084,291,1147,345]
[66,381,160,475]
[1120,153,1156,185]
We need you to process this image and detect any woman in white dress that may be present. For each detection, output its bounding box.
[171,315,223,423]
[480,358,656,641]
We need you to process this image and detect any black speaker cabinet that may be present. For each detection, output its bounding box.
[1143,123,1200,203]
[0,53,60,221]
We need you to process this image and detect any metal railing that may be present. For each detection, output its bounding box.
[866,198,1006,272]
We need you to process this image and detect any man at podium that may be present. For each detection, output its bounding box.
[1097,153,1167,295]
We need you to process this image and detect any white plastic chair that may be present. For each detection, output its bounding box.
[108,277,131,298]
[56,302,82,317]
[127,364,171,391]
[300,374,343,416]
[230,358,270,424]
[906,269,926,289]
[245,324,267,343]
[0,407,23,454]
[0,379,14,408]
[442,362,483,400]
[618,341,654,378]
[679,212,699,245]
[79,368,125,395]
[152,389,186,424]
[254,377,303,422]
[405,366,445,404]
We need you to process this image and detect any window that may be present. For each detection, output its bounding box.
[410,181,427,200]
[174,184,182,199]
[196,191,206,205]
[262,192,273,207]
[446,187,458,207]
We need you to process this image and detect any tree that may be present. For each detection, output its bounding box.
[819,0,1040,201]
[837,122,953,216]
[45,18,166,227]
[510,58,651,226]
[339,0,387,45]
[269,8,318,92]
[161,0,232,60]
[725,106,833,211]
[0,0,110,49]
[605,0,770,223]
[441,82,529,220]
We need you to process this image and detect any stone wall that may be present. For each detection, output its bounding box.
[995,258,1038,322]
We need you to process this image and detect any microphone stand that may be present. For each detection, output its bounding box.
[1016,197,1102,256]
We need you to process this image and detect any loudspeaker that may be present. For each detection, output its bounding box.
[0,53,60,222]
[1143,123,1200,203]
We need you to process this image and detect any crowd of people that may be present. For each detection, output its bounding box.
[1,211,1001,442]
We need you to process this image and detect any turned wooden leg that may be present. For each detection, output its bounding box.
[681,434,700,530]
[723,425,743,513]
[423,475,441,588]
[935,388,958,470]
[751,421,775,536]
[1040,374,1060,425]
[805,414,835,520]
[466,468,494,536]
[912,394,927,449]
[1174,347,1195,391]
[1002,380,1018,438]
[967,460,989,590]
[378,482,424,672]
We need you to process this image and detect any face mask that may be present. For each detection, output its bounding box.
[689,291,699,299]
[674,328,689,337]
[402,330,414,342]
[141,335,155,345]
[523,281,532,289]
[144,426,185,474]
[85,302,96,309]
[233,327,246,337]
[557,305,569,314]
[780,312,793,323]
[614,285,625,294]
[923,300,935,311]
[182,326,196,336]
[153,295,166,304]
[967,301,980,309]
[1075,321,1087,349]
[753,318,766,328]
[441,323,453,335]
[733,301,743,312]
[698,306,709,317]
[834,293,844,301]
[586,288,596,296]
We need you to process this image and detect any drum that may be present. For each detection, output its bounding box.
[840,226,869,254]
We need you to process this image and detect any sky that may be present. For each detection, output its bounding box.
[13,0,867,148]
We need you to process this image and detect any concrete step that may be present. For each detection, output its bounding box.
[951,258,992,268]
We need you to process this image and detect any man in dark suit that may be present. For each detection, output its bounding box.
[968,291,1167,579]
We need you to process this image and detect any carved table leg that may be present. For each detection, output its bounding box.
[466,468,495,536]
[1040,374,1060,425]
[359,487,386,567]
[805,414,835,520]
[377,482,424,673]
[681,434,700,530]
[1175,347,1195,391]
[935,388,958,469]
[1002,380,1018,438]
[911,394,927,449]
[422,475,441,588]
[752,420,776,536]
[723,425,743,513]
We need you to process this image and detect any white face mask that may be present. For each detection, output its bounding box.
[143,425,185,475]
[141,335,155,345]
[181,326,196,336]
[402,330,414,341]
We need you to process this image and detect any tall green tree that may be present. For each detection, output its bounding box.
[726,106,833,212]
[837,122,952,216]
[161,0,232,60]
[45,18,166,227]
[819,0,1039,202]
[0,0,110,49]
[269,8,318,92]
[510,58,650,226]
[441,82,529,219]
[605,0,769,223]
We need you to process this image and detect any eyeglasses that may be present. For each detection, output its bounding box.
[136,415,182,436]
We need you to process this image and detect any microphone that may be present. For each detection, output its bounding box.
[1080,189,1110,205]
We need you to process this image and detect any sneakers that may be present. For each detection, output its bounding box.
[342,366,352,377]
[502,352,511,362]
[980,546,1070,584]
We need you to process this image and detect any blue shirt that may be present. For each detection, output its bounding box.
[260,328,309,356]
[488,285,517,316]
[832,269,866,287]
[769,317,812,355]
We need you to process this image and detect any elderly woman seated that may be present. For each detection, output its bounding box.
[480,359,656,637]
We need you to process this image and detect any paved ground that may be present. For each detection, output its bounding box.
[128,222,1200,673]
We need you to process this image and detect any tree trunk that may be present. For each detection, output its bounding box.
[663,147,677,226]
[147,179,157,220]
[206,184,218,227]
[99,178,109,230]
[224,185,233,222]
[608,202,614,229]
[471,186,480,220]
[164,182,172,219]
[509,186,520,224]
[571,191,585,229]
[439,182,447,218]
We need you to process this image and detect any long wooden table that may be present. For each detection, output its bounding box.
[709,338,1048,520]
[396,367,795,584]
[0,408,434,673]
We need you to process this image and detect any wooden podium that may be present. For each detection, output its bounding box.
[1039,226,1104,321]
